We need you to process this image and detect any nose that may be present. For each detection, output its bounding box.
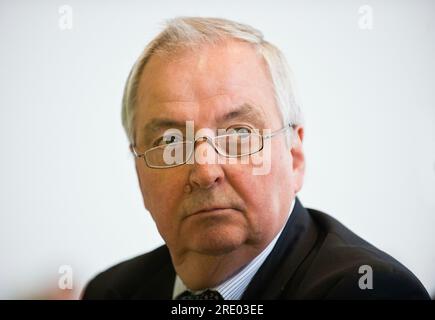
[188,137,224,190]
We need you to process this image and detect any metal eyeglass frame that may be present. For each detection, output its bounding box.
[131,123,294,169]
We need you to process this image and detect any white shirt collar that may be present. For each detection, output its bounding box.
[172,198,296,300]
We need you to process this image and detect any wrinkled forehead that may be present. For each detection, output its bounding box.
[134,40,281,140]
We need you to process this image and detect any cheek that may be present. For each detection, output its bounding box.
[138,170,186,235]
[224,143,293,226]
[268,142,294,199]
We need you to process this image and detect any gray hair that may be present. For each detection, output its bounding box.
[121,16,303,144]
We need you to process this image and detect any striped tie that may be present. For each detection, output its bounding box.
[177,289,224,300]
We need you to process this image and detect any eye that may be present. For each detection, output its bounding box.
[153,133,184,146]
[227,126,252,137]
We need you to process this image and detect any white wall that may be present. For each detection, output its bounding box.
[0,0,434,299]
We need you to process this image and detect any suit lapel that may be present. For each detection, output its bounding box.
[132,247,176,299]
[242,197,319,299]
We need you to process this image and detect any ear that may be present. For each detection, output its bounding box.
[134,157,149,210]
[135,160,142,186]
[290,126,305,193]
[131,143,140,180]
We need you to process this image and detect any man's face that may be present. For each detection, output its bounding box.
[133,40,305,262]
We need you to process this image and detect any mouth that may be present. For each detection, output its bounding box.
[187,207,239,218]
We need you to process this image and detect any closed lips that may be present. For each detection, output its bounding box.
[190,207,236,217]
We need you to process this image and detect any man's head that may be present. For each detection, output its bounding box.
[121,17,305,284]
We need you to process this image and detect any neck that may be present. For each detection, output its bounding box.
[172,243,265,291]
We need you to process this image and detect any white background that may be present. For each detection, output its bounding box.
[0,0,434,299]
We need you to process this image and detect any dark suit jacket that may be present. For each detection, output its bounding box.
[82,198,430,299]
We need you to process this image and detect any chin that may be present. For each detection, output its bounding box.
[190,227,247,256]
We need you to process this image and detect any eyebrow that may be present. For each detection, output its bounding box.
[139,103,266,144]
[143,118,186,134]
[218,103,266,126]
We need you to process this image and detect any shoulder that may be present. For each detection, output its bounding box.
[81,245,172,299]
[287,208,430,299]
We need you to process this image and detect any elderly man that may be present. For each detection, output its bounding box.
[83,17,429,300]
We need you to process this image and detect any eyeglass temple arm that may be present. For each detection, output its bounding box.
[130,144,144,158]
[263,123,294,139]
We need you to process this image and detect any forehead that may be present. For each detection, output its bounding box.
[134,40,280,134]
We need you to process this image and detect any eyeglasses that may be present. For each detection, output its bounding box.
[131,123,293,169]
